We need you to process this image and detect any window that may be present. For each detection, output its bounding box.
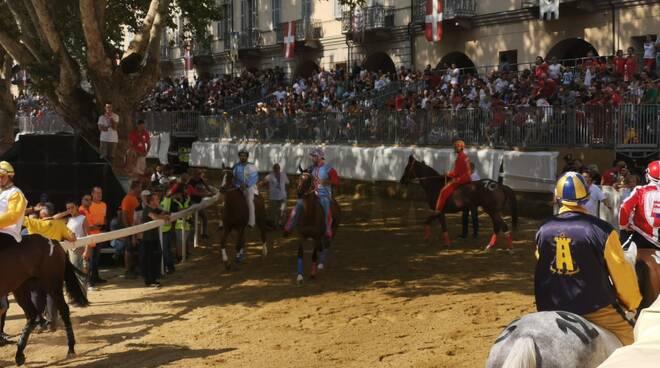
[334,0,343,19]
[217,4,231,40]
[302,0,312,20]
[272,0,281,31]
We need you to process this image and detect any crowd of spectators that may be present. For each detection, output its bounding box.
[138,40,659,118]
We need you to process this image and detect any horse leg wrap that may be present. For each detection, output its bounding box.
[424,226,432,241]
[505,231,513,250]
[443,232,451,247]
[486,234,497,250]
[221,249,228,262]
[319,249,328,268]
[297,258,304,276]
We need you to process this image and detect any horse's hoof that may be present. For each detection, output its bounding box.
[296,274,304,285]
[318,263,325,271]
[15,353,25,366]
[66,351,77,360]
[262,243,269,257]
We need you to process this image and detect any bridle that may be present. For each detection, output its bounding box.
[219,170,239,193]
[297,172,316,197]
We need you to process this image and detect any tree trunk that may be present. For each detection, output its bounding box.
[0,108,15,156]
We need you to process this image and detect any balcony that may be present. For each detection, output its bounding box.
[239,29,262,50]
[341,5,395,36]
[412,0,477,24]
[521,0,588,10]
[276,19,323,43]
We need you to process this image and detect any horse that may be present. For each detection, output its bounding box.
[399,155,518,249]
[292,169,341,284]
[485,311,623,368]
[219,167,269,270]
[0,235,89,366]
[633,249,660,311]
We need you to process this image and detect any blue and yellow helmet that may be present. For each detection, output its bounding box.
[555,171,590,206]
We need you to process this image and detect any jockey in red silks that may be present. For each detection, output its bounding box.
[435,139,472,213]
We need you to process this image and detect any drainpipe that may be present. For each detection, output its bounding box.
[408,0,415,71]
[609,1,616,55]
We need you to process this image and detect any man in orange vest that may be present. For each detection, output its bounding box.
[435,139,472,213]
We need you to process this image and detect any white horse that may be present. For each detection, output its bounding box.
[485,311,622,368]
[486,244,639,368]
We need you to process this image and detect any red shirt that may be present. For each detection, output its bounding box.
[534,63,549,79]
[601,167,619,186]
[541,79,557,98]
[620,184,660,247]
[624,57,637,81]
[448,151,472,184]
[614,57,626,75]
[128,129,150,155]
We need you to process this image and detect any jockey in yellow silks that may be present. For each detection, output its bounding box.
[0,161,27,346]
[0,161,27,243]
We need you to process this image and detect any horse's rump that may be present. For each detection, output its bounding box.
[486,311,621,368]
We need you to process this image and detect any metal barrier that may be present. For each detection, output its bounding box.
[61,191,220,273]
[16,112,74,134]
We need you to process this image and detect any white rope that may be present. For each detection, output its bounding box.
[59,191,220,251]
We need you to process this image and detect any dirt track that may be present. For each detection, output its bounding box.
[0,195,538,368]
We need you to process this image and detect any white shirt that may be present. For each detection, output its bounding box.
[548,63,562,80]
[273,90,287,103]
[67,214,87,238]
[0,186,25,242]
[471,172,481,181]
[450,68,460,85]
[585,183,606,216]
[98,113,119,143]
[644,42,655,59]
[265,172,289,201]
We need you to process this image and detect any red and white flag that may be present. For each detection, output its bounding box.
[283,21,296,58]
[425,0,443,43]
[184,46,193,71]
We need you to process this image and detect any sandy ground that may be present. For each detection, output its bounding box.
[0,195,538,368]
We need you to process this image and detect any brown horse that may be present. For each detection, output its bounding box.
[400,155,518,249]
[293,171,341,284]
[0,234,88,366]
[219,167,269,270]
[635,249,660,311]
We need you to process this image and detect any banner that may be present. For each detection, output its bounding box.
[283,21,296,58]
[425,0,443,43]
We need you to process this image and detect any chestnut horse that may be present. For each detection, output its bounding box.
[400,155,518,249]
[219,167,269,270]
[293,171,341,284]
[0,234,88,366]
[635,249,660,311]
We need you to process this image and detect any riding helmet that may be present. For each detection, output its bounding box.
[0,161,15,176]
[555,171,590,206]
[647,160,660,187]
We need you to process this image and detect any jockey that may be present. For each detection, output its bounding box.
[535,171,641,345]
[435,139,471,212]
[285,148,339,238]
[233,149,259,228]
[0,161,26,346]
[619,160,660,249]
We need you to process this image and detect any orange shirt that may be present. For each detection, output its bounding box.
[121,193,139,226]
[88,201,107,235]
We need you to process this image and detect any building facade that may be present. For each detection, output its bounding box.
[160,0,660,79]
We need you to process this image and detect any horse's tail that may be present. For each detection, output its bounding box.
[64,257,89,307]
[503,185,518,231]
[502,336,538,368]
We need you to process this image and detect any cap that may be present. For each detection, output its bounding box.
[141,190,152,197]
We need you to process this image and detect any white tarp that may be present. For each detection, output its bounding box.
[147,133,170,164]
[190,142,559,193]
[502,151,558,193]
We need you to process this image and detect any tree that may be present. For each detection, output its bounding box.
[0,50,15,154]
[0,0,220,164]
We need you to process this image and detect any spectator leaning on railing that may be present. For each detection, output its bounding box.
[98,102,119,162]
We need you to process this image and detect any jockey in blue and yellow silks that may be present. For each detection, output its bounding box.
[233,149,259,227]
[535,171,641,346]
[285,148,339,238]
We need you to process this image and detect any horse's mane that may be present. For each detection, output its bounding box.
[413,159,441,178]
